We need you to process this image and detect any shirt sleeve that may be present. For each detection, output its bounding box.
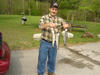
[59,17,67,25]
[39,16,45,29]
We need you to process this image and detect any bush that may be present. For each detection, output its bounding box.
[58,9,68,19]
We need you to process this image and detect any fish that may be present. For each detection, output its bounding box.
[56,32,60,49]
[51,28,55,48]
[51,28,60,49]
[63,29,68,46]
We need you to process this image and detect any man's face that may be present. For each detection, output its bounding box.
[49,7,58,17]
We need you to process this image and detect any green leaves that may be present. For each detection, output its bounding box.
[58,0,80,9]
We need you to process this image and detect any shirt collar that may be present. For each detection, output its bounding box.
[48,14,57,19]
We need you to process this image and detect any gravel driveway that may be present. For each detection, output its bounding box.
[6,42,100,75]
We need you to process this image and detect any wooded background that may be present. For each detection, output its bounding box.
[0,0,100,22]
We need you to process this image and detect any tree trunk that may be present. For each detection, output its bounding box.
[22,0,25,15]
[71,12,74,24]
[7,0,12,14]
[28,0,31,15]
[36,0,39,9]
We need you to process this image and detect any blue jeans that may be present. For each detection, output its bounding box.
[37,39,57,75]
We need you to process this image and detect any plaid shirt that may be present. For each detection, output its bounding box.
[39,14,66,42]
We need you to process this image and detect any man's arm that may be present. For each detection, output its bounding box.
[57,17,70,29]
[40,23,57,29]
[40,23,48,29]
[63,23,71,29]
[39,16,56,29]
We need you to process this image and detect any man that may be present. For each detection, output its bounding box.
[37,2,70,75]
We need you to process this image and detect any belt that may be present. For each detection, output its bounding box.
[42,39,52,43]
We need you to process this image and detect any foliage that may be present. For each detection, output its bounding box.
[0,0,100,22]
[59,0,80,10]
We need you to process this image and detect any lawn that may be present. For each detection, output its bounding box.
[0,15,100,50]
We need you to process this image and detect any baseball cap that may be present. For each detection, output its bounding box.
[50,2,58,8]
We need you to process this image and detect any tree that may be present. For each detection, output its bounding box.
[35,0,39,9]
[6,0,12,14]
[22,0,25,14]
[91,0,100,17]
[79,0,100,21]
[28,0,31,15]
[59,0,80,9]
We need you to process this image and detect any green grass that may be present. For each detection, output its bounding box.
[0,15,41,50]
[0,15,100,50]
[68,21,100,44]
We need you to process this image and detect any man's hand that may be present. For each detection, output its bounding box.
[48,23,57,28]
[41,23,57,29]
[63,23,71,29]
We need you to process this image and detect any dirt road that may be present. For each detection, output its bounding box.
[6,42,100,75]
